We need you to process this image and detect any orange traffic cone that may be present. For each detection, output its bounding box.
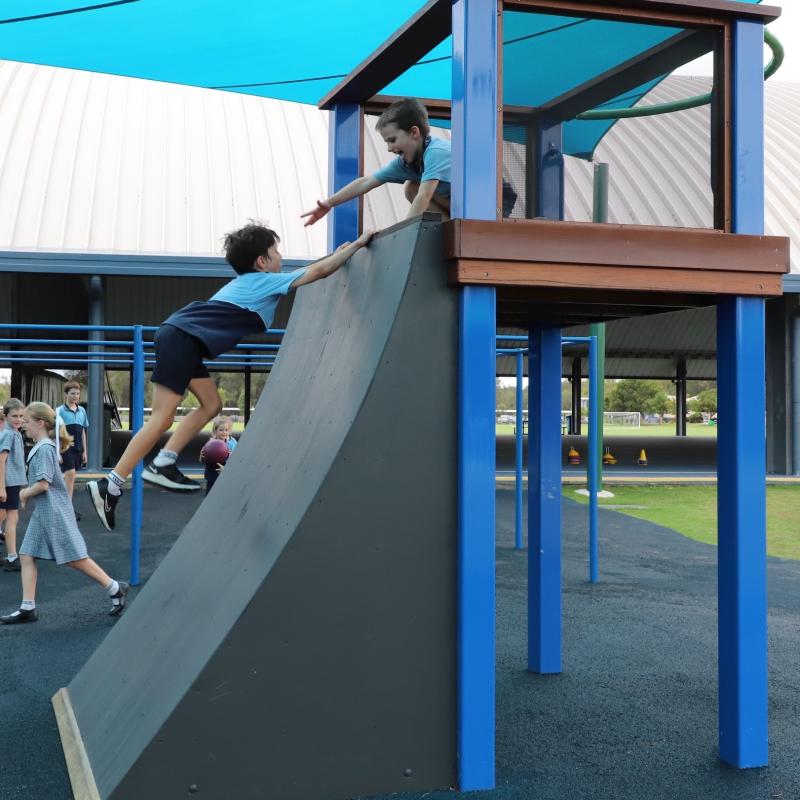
[567,447,580,465]
[638,448,648,466]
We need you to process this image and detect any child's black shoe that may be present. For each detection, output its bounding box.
[3,557,21,572]
[109,582,130,617]
[0,608,38,624]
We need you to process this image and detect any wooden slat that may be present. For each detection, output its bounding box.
[443,219,789,273]
[452,260,784,295]
[52,688,101,800]
[503,0,780,25]
[319,0,451,109]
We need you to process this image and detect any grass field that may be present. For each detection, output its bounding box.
[567,484,800,560]
[496,423,717,438]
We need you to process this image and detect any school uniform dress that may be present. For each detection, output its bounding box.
[0,428,27,510]
[19,439,88,565]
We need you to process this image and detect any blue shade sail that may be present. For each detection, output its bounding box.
[0,0,764,156]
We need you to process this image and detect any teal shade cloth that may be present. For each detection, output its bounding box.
[0,0,763,157]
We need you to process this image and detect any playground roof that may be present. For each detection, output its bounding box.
[0,0,775,158]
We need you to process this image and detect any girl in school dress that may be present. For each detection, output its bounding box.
[0,403,129,625]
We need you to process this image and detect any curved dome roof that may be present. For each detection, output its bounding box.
[0,60,796,273]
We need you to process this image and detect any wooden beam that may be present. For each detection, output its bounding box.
[443,219,790,274]
[452,260,783,296]
[319,0,451,109]
[539,28,716,122]
[503,0,780,26]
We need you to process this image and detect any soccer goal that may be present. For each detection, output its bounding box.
[603,411,641,428]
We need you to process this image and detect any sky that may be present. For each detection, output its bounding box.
[675,4,800,81]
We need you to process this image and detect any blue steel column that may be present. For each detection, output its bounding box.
[129,325,145,586]
[528,327,562,672]
[515,349,524,550]
[452,0,498,790]
[588,336,599,583]
[528,117,564,672]
[717,18,768,768]
[327,102,361,250]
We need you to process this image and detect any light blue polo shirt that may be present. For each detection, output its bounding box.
[373,137,451,198]
[165,268,306,359]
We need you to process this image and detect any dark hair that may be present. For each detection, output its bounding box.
[223,223,280,275]
[375,98,430,137]
[63,380,81,394]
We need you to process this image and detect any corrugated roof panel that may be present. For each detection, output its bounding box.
[0,62,796,278]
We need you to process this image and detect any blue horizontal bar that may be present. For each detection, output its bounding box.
[0,250,310,279]
[0,338,136,347]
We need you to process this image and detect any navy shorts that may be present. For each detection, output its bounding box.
[0,485,21,511]
[60,449,83,472]
[150,325,211,395]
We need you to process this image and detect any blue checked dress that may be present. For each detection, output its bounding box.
[19,439,88,565]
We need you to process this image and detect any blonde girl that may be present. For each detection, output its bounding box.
[0,403,128,625]
[210,415,237,452]
[0,399,27,571]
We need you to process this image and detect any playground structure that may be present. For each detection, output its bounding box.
[0,0,790,798]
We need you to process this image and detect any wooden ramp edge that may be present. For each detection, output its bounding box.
[52,687,101,800]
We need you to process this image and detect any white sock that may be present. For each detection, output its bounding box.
[106,472,124,496]
[6,553,17,561]
[105,579,120,596]
[153,449,178,468]
[21,600,35,611]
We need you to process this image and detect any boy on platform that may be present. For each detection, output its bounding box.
[301,97,516,226]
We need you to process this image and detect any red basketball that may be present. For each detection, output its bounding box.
[202,438,230,465]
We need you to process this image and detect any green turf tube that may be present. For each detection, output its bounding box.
[575,28,783,121]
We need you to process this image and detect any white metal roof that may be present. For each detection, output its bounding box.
[0,62,796,274]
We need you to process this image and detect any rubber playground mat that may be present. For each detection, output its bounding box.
[0,483,798,800]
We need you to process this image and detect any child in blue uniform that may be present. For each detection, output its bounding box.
[0,398,28,572]
[0,403,128,625]
[87,222,374,531]
[301,97,517,226]
[57,380,90,520]
[200,416,237,495]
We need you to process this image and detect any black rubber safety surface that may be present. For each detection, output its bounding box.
[2,485,799,800]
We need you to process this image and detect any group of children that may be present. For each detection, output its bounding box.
[2,97,476,626]
[0,395,128,624]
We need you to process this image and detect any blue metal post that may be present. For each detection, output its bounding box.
[527,114,564,673]
[452,0,498,790]
[130,325,145,586]
[327,102,361,250]
[515,349,524,550]
[528,326,562,673]
[588,336,599,583]
[717,18,768,768]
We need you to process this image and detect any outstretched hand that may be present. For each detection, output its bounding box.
[357,229,375,247]
[301,199,331,227]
